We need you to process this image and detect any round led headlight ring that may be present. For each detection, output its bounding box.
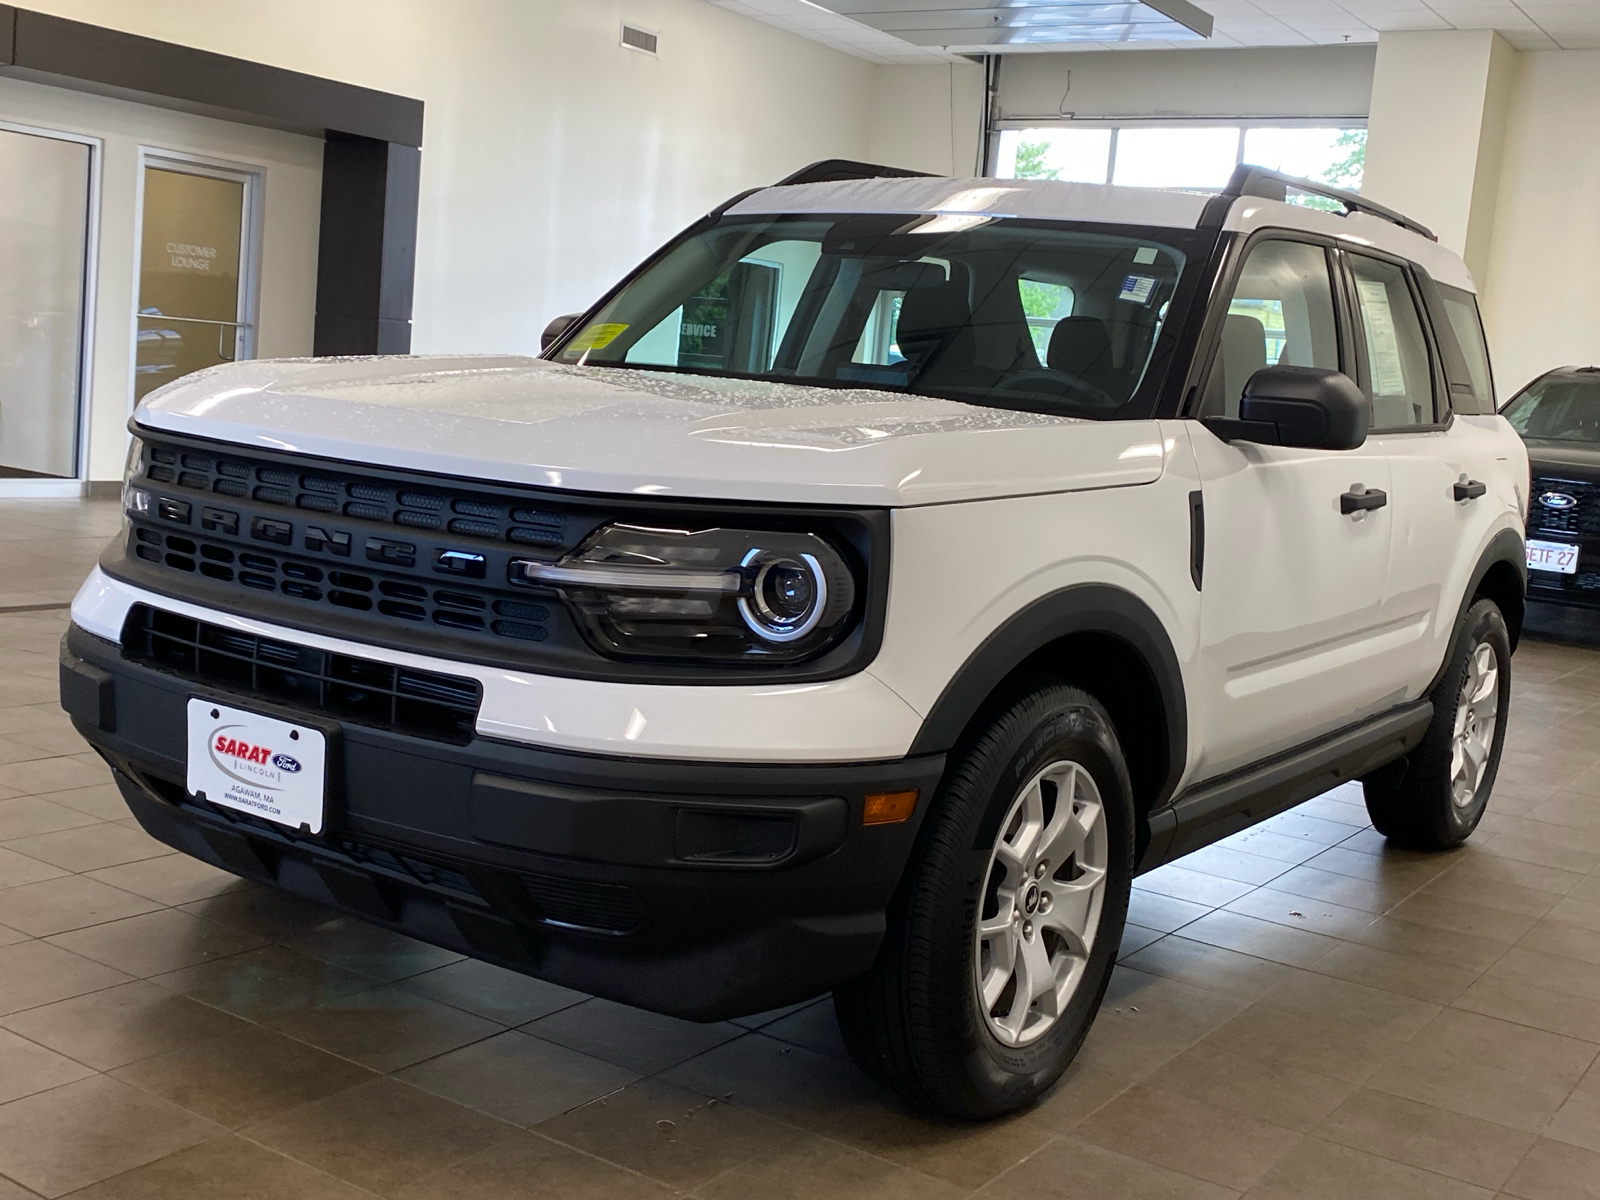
[739,552,828,643]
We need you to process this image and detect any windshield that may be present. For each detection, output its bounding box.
[1504,374,1600,443]
[555,213,1206,419]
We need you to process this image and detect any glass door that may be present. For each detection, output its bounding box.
[134,158,257,403]
[0,125,92,479]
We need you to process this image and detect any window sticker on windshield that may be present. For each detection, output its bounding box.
[1119,275,1157,304]
[561,323,629,358]
[1134,246,1159,265]
[1355,279,1406,396]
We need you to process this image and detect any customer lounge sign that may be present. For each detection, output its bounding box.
[166,242,219,271]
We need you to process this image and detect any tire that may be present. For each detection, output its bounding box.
[833,681,1135,1118]
[1362,597,1511,850]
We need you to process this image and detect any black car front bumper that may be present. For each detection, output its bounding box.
[1525,467,1600,607]
[60,623,944,1020]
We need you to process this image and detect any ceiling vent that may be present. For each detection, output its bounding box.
[620,23,659,56]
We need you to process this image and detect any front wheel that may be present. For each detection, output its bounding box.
[1363,597,1511,849]
[833,682,1134,1118]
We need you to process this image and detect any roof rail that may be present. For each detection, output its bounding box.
[1207,165,1437,241]
[773,159,940,187]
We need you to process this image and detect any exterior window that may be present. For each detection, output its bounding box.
[1114,127,1240,189]
[1018,277,1075,362]
[626,240,821,373]
[853,290,906,366]
[997,124,1367,198]
[1349,255,1436,428]
[1201,240,1339,419]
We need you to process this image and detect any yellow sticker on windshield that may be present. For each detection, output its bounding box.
[562,323,628,357]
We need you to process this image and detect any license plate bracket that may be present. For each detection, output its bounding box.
[1527,538,1580,576]
[185,698,334,834]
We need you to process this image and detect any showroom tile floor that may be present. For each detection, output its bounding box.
[1,497,1599,1198]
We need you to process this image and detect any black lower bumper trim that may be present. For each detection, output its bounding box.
[64,622,944,1020]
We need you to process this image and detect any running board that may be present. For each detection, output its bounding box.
[1138,700,1434,872]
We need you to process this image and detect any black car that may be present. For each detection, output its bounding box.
[1505,367,1600,605]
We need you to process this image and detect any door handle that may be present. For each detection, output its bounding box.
[1454,479,1488,501]
[1341,487,1388,515]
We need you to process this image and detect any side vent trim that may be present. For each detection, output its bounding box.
[620,23,658,55]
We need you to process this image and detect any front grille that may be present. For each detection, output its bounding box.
[122,603,481,743]
[340,839,480,899]
[127,436,583,665]
[1531,476,1600,537]
[130,527,552,645]
[118,431,885,684]
[144,443,569,548]
[517,871,645,934]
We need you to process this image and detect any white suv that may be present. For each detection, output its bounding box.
[62,161,1528,1118]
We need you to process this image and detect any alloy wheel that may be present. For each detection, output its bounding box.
[973,759,1108,1046]
[1450,639,1500,809]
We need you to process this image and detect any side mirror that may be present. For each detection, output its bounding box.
[541,313,583,353]
[1202,365,1370,450]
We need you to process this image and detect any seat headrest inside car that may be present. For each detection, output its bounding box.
[1222,313,1269,409]
[895,282,972,363]
[1048,316,1113,378]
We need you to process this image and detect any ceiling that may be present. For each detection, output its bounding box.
[707,0,1600,61]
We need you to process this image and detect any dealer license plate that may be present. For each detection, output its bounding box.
[1527,539,1580,575]
[186,699,328,834]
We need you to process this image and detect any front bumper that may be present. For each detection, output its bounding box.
[61,623,945,1020]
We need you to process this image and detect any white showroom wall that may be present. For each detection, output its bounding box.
[866,62,986,177]
[21,0,881,364]
[993,45,1376,122]
[1477,49,1600,393]
[1362,32,1600,395]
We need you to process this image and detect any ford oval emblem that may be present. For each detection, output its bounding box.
[271,753,302,773]
[1540,491,1578,510]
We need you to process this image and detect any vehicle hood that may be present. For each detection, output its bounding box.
[133,355,1169,507]
[1523,438,1600,482]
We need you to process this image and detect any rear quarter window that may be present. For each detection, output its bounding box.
[1437,284,1496,415]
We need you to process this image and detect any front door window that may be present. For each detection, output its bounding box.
[1200,239,1340,418]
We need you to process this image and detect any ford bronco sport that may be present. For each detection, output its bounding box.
[61,161,1529,1118]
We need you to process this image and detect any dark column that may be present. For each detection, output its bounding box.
[313,134,421,356]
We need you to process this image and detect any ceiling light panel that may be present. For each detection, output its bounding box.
[813,0,1214,47]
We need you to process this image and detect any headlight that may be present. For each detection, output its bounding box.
[512,524,859,662]
[122,436,148,520]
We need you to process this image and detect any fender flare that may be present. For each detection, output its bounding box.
[906,583,1188,810]
[1428,526,1526,694]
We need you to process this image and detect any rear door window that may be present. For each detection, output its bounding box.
[1348,254,1438,429]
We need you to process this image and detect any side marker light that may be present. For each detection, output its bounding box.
[863,790,919,826]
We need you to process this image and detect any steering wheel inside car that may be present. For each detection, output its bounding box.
[994,369,1121,410]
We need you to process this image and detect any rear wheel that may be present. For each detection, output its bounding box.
[833,682,1134,1118]
[1363,597,1511,849]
